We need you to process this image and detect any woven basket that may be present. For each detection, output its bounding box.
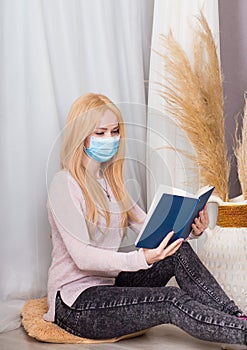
[216,204,247,227]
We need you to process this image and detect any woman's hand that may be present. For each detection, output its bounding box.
[191,205,209,237]
[143,231,184,265]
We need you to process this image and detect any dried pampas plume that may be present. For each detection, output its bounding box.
[158,12,229,201]
[235,97,247,200]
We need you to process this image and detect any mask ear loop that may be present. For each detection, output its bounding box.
[83,133,92,150]
[83,134,92,156]
[82,144,88,158]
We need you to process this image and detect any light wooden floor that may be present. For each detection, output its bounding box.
[0,324,226,350]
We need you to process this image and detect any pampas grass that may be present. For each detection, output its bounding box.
[235,97,247,200]
[158,12,229,201]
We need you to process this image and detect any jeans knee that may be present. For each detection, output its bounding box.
[174,241,199,266]
[166,286,191,304]
[177,241,193,255]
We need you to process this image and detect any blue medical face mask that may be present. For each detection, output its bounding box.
[84,135,120,163]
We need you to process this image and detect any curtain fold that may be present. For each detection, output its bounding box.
[147,0,220,253]
[0,0,154,332]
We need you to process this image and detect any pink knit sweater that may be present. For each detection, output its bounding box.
[43,170,150,322]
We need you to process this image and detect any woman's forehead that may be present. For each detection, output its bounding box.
[96,109,118,129]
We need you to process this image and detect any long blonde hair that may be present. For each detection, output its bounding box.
[60,93,139,230]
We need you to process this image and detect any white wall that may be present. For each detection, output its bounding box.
[219,0,247,198]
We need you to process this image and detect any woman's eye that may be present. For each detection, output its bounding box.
[94,129,119,136]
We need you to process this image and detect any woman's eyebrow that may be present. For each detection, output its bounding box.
[95,124,119,130]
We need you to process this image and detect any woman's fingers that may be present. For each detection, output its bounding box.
[165,239,184,257]
[192,222,201,235]
[143,231,184,265]
[158,232,184,255]
[158,231,175,250]
[158,233,184,260]
[162,237,184,257]
[192,206,209,235]
[201,206,209,227]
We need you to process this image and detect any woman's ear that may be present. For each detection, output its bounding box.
[84,136,90,148]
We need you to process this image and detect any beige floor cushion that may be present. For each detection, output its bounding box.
[21,297,147,344]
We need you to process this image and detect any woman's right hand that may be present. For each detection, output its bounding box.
[143,231,184,265]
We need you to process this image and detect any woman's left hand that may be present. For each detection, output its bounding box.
[191,205,209,236]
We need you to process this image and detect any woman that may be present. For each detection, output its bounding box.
[44,93,247,348]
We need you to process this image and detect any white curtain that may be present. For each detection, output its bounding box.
[147,0,220,203]
[147,0,220,253]
[0,0,154,332]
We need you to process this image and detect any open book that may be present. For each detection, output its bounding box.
[135,185,214,249]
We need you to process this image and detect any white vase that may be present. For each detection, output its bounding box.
[199,195,247,314]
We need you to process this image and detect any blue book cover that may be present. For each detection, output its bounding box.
[135,185,214,249]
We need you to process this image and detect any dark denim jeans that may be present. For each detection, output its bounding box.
[54,242,247,345]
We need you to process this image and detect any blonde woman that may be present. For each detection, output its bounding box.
[44,93,247,349]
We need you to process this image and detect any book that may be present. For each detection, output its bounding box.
[135,185,215,249]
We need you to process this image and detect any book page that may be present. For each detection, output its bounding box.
[196,185,215,198]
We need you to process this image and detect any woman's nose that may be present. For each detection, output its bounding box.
[105,131,113,137]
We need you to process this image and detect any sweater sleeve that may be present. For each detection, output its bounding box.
[187,230,204,240]
[48,171,150,273]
